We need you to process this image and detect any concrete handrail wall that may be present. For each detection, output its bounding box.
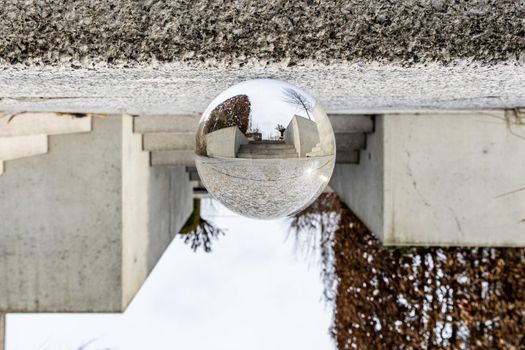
[205,126,249,158]
[284,115,320,157]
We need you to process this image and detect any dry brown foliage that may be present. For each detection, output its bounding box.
[204,94,251,135]
[293,193,525,350]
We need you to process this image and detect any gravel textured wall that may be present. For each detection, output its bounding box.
[0,0,524,66]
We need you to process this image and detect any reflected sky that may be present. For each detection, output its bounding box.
[201,79,317,139]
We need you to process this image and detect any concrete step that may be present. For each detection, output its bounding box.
[0,135,48,161]
[143,132,195,151]
[237,153,299,159]
[0,113,92,137]
[240,144,295,150]
[237,152,297,158]
[336,150,360,164]
[185,166,201,181]
[134,115,199,133]
[188,170,201,181]
[151,150,195,166]
[249,140,285,144]
[329,114,374,133]
[335,133,366,151]
[238,148,297,155]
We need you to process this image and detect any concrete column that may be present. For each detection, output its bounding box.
[330,111,525,246]
[0,115,193,312]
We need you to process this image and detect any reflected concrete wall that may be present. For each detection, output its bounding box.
[284,115,320,157]
[205,126,248,158]
[331,111,525,246]
[0,116,193,312]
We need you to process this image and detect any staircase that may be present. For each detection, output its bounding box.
[0,113,92,175]
[237,141,298,159]
[330,114,374,163]
[132,114,376,188]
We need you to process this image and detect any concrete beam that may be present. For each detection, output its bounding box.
[335,133,366,151]
[0,115,193,312]
[143,132,195,151]
[134,115,199,133]
[330,114,374,134]
[151,150,195,166]
[330,110,525,246]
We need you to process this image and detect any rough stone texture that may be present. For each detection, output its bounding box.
[0,1,524,66]
[1,63,525,115]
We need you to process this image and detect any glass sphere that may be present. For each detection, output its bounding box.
[195,79,336,219]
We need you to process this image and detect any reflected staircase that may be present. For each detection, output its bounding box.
[132,114,376,187]
[237,141,298,159]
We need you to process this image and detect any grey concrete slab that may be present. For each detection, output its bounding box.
[0,63,524,115]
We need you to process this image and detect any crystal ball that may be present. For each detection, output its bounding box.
[195,79,336,219]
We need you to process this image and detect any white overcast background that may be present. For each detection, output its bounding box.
[7,199,334,350]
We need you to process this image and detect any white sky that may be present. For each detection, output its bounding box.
[6,200,334,350]
[201,79,317,139]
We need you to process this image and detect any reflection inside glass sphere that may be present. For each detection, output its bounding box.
[195,79,336,219]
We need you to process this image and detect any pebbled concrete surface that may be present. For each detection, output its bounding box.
[0,62,524,114]
[0,1,524,66]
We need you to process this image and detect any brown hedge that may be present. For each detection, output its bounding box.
[184,193,525,348]
[324,195,525,349]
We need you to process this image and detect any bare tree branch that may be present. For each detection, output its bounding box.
[282,87,313,120]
